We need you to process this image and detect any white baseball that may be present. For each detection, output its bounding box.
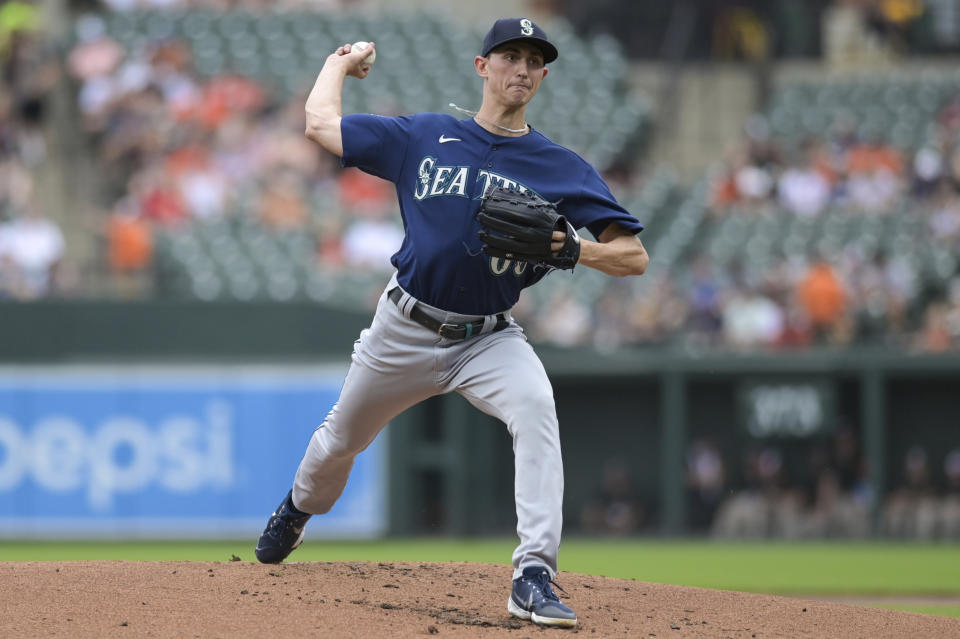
[352,41,376,65]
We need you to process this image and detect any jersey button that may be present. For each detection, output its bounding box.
[487,162,493,167]
[492,145,498,151]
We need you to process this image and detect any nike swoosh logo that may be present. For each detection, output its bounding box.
[439,135,461,143]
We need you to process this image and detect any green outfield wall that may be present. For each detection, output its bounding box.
[3,301,959,536]
[389,346,960,536]
[0,301,369,360]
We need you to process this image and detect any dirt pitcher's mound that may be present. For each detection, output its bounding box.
[3,560,959,638]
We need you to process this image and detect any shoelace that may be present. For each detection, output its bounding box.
[530,570,568,601]
[267,508,306,537]
[265,518,288,538]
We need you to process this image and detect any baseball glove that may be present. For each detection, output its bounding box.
[475,186,581,270]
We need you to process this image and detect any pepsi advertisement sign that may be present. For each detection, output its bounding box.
[0,366,387,539]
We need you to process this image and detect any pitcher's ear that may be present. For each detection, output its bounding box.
[475,55,488,78]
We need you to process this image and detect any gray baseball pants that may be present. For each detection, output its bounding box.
[292,273,564,579]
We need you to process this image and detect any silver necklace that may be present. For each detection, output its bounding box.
[448,103,529,134]
[474,114,528,134]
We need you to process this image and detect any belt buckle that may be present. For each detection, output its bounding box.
[438,322,463,340]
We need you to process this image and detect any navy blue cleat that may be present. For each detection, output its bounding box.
[255,489,311,564]
[507,565,578,628]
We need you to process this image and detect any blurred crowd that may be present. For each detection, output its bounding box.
[691,431,877,539]
[882,444,960,539]
[0,1,67,300]
[520,102,960,353]
[67,11,403,285]
[84,0,352,10]
[559,0,956,61]
[581,431,960,540]
[699,108,960,352]
[1,3,959,352]
[823,0,945,67]
[702,437,960,540]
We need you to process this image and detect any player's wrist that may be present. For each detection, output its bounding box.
[323,54,351,73]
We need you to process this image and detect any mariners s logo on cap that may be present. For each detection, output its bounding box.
[481,17,559,63]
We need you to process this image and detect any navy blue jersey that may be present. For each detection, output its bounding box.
[340,113,643,315]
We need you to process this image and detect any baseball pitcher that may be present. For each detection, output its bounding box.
[255,17,649,628]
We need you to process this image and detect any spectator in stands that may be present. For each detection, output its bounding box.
[0,155,31,211]
[176,158,227,221]
[684,253,725,345]
[822,0,898,68]
[911,141,946,198]
[68,15,124,116]
[777,296,814,348]
[947,278,960,345]
[870,0,928,54]
[625,273,689,345]
[710,152,742,212]
[591,283,630,351]
[928,182,960,242]
[103,194,154,298]
[712,446,787,538]
[315,214,346,268]
[847,165,902,213]
[136,163,188,226]
[805,135,844,191]
[686,438,727,531]
[264,100,324,177]
[0,204,65,299]
[0,252,26,298]
[106,195,153,274]
[915,302,954,352]
[804,466,870,538]
[0,94,12,159]
[340,209,405,272]
[96,87,170,199]
[1,0,58,168]
[845,128,905,214]
[911,278,960,351]
[338,167,394,214]
[798,259,848,344]
[710,117,783,214]
[830,425,871,502]
[847,250,916,344]
[580,458,646,535]
[778,141,832,217]
[194,74,265,130]
[733,149,776,211]
[941,449,960,538]
[257,169,309,229]
[721,285,785,348]
[530,285,593,347]
[743,114,783,168]
[882,445,939,539]
[712,4,771,62]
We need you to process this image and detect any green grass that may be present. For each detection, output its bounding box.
[2,539,958,617]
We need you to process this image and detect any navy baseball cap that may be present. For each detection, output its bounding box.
[481,18,558,64]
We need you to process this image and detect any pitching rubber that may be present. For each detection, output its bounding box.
[507,597,578,628]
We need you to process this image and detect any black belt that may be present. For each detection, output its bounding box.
[388,287,510,340]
